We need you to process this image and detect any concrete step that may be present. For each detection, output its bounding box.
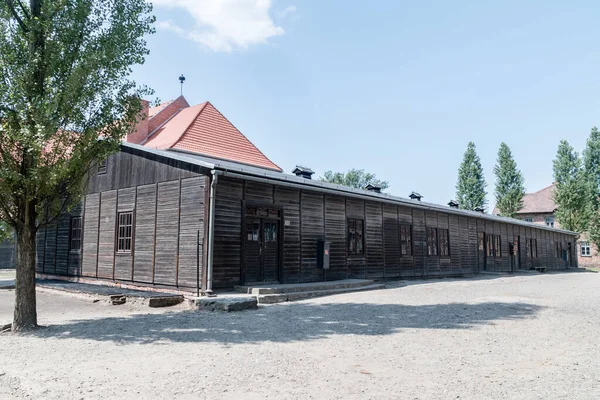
[257,283,386,304]
[235,279,376,295]
[190,296,258,312]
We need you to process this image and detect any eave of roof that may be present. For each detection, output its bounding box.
[120,142,579,236]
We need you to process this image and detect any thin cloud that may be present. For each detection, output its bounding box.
[153,0,291,52]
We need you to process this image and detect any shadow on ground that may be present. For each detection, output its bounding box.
[27,301,544,345]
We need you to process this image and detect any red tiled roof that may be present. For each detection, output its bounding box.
[143,100,281,172]
[497,183,557,215]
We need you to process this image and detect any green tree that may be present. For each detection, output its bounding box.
[456,142,487,211]
[321,169,390,191]
[0,221,12,243]
[0,0,154,331]
[493,143,525,218]
[553,140,590,232]
[583,127,600,250]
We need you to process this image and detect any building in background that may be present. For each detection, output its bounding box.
[494,183,597,268]
[0,234,15,269]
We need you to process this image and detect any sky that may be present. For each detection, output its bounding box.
[133,0,600,209]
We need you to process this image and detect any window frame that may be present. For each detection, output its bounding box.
[524,217,533,223]
[347,218,364,256]
[495,235,502,258]
[580,241,592,257]
[69,216,83,252]
[530,238,538,258]
[486,233,494,257]
[116,211,134,253]
[545,217,555,228]
[399,224,413,256]
[439,228,450,257]
[97,158,107,175]
[427,227,438,256]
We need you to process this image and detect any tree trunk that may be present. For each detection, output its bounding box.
[12,203,38,332]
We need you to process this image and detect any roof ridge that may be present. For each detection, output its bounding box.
[198,102,282,172]
[527,183,556,195]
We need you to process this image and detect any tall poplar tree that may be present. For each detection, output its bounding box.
[493,143,525,218]
[553,140,590,232]
[456,142,487,211]
[0,0,154,331]
[583,127,600,250]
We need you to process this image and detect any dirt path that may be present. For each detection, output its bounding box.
[1,272,599,399]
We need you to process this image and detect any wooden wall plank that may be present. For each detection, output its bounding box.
[154,181,180,286]
[213,178,244,287]
[275,187,300,283]
[178,177,207,288]
[133,184,156,283]
[365,202,384,279]
[97,190,117,279]
[82,193,100,277]
[301,191,325,282]
[383,204,400,278]
[324,195,347,281]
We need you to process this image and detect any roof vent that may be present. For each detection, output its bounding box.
[474,206,485,213]
[292,165,315,179]
[365,183,382,193]
[448,200,459,209]
[409,192,422,201]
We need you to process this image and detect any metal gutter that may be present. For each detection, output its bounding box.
[204,170,220,296]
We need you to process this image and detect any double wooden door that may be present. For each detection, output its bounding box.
[244,206,280,284]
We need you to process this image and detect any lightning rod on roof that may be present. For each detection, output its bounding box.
[179,74,186,96]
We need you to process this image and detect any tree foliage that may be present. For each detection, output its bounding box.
[456,142,487,211]
[553,140,590,233]
[0,221,12,242]
[0,0,154,330]
[321,169,390,191]
[493,143,525,218]
[583,127,600,250]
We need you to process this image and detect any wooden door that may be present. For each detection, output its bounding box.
[243,206,281,284]
[477,232,486,271]
[262,220,279,282]
[244,218,262,283]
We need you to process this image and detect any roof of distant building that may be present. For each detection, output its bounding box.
[493,183,557,215]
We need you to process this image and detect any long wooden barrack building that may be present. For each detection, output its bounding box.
[33,98,579,291]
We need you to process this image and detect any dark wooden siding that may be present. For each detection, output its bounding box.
[300,192,325,282]
[275,187,300,283]
[133,184,156,283]
[82,193,100,277]
[178,177,206,287]
[97,190,116,279]
[36,147,208,290]
[324,195,347,281]
[37,148,579,288]
[87,150,201,194]
[213,178,244,287]
[365,202,384,279]
[153,181,180,286]
[383,204,400,279]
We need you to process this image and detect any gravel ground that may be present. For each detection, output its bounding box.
[1,272,599,400]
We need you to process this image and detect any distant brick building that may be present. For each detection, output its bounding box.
[494,183,597,268]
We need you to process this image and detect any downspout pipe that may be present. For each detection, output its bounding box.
[205,169,220,296]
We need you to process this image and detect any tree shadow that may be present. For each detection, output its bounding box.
[27,301,544,345]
